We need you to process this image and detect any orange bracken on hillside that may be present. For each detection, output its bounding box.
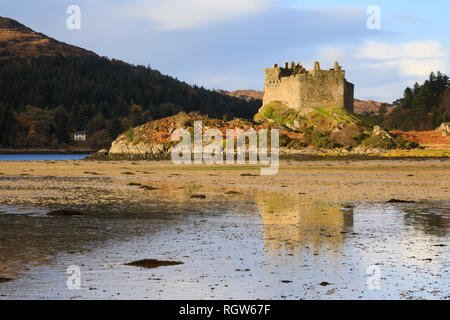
[392,130,450,149]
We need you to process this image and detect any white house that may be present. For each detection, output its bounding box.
[74,131,86,141]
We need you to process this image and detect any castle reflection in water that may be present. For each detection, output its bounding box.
[256,194,354,265]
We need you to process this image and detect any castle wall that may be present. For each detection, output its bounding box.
[344,81,354,113]
[263,63,354,113]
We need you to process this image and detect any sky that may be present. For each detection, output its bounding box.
[1,0,449,102]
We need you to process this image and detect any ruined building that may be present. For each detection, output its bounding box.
[263,61,354,113]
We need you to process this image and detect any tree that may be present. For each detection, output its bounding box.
[0,103,17,147]
[106,118,123,138]
[412,86,432,111]
[54,107,70,143]
[378,103,387,117]
[402,87,413,109]
[381,71,449,131]
[0,55,261,148]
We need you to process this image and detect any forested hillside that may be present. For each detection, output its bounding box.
[0,55,260,149]
[381,72,449,131]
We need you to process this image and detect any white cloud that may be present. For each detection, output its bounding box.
[355,41,448,76]
[120,0,270,30]
[311,41,449,101]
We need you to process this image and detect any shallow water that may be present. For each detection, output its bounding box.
[0,199,448,300]
[0,154,89,161]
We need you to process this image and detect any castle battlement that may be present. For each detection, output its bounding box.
[263,61,354,112]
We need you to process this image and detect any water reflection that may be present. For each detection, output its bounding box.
[256,194,354,260]
[1,196,449,299]
[402,203,450,237]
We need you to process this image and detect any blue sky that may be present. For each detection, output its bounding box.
[1,0,449,102]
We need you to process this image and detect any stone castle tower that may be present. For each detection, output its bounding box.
[263,61,354,113]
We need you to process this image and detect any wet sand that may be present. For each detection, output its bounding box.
[0,159,449,299]
[0,159,449,211]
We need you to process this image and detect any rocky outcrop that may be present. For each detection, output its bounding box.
[89,109,420,160]
[373,125,393,139]
[89,135,169,160]
[437,122,450,137]
[88,112,274,160]
[107,140,165,159]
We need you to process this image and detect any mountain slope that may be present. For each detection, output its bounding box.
[354,99,395,116]
[0,18,260,150]
[216,89,263,101]
[0,17,96,58]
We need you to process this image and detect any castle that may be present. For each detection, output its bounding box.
[263,61,354,113]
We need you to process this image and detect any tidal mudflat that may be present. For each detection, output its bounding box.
[0,160,449,299]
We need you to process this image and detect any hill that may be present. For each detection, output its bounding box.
[0,17,97,58]
[0,18,260,150]
[216,89,263,102]
[91,105,421,161]
[252,101,418,150]
[353,99,395,116]
[91,112,284,160]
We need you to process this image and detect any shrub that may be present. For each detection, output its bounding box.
[163,140,178,151]
[330,123,364,148]
[176,112,189,128]
[259,102,297,126]
[304,129,335,149]
[395,138,420,150]
[278,133,305,148]
[360,134,396,149]
[126,128,135,142]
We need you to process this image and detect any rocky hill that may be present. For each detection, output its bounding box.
[252,102,418,151]
[91,108,419,160]
[90,112,296,160]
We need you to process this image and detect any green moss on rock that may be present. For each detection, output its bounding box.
[255,104,375,134]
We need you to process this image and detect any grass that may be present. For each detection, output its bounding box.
[380,149,450,158]
[255,104,376,133]
[313,107,375,130]
[126,128,135,142]
[317,148,450,158]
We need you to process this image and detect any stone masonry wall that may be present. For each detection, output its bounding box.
[263,62,354,113]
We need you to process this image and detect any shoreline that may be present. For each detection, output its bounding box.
[87,149,450,161]
[0,159,449,211]
[0,149,96,155]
